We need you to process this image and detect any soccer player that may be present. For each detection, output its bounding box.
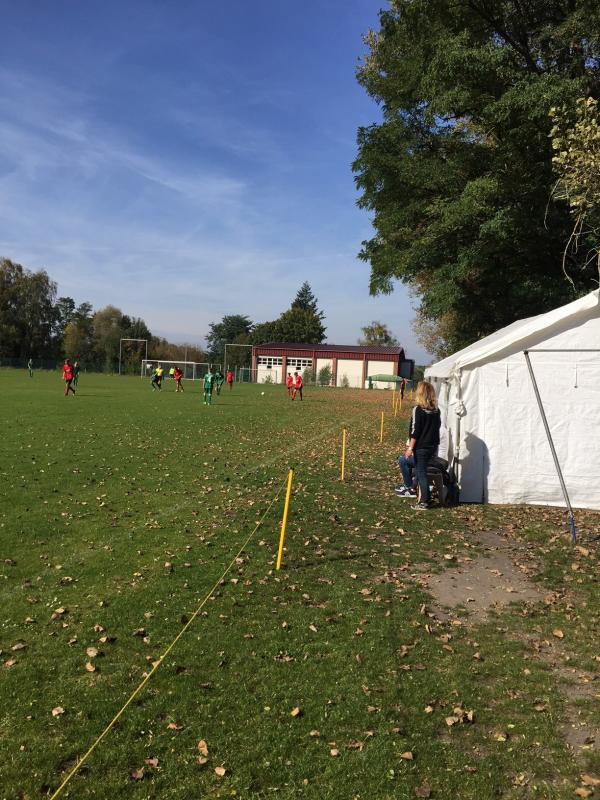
[169,366,175,382]
[286,372,293,397]
[27,358,33,378]
[73,360,81,388]
[63,359,75,396]
[292,371,303,401]
[203,370,215,405]
[214,369,224,395]
[173,365,184,392]
[226,370,234,391]
[156,364,164,388]
[151,365,162,391]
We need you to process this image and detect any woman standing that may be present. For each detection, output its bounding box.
[405,381,440,510]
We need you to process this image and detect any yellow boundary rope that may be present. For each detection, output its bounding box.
[48,484,284,800]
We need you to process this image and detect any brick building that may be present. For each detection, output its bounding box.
[252,342,411,388]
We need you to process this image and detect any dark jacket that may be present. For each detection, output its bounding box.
[409,406,441,450]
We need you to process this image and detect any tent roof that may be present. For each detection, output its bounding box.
[426,290,600,379]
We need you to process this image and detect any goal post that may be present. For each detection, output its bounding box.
[140,359,222,380]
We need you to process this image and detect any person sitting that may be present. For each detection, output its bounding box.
[396,426,448,498]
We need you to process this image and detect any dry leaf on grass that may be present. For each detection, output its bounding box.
[144,757,159,767]
[130,767,144,781]
[86,647,99,658]
[574,789,593,798]
[309,730,320,737]
[290,707,301,717]
[84,662,96,673]
[167,722,183,730]
[552,629,564,639]
[51,706,65,717]
[330,748,340,757]
[581,775,600,787]
[197,740,209,757]
[214,766,226,777]
[400,751,414,760]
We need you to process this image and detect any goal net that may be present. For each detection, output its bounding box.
[140,360,221,380]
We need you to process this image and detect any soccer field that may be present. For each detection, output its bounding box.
[1,369,599,799]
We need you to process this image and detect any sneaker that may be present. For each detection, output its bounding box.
[395,486,415,497]
[413,502,430,511]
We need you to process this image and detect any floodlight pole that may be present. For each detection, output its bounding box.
[523,350,576,542]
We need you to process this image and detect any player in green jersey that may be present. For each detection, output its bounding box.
[72,361,81,388]
[214,369,224,395]
[203,370,214,405]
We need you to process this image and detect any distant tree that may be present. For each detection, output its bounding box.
[0,258,58,358]
[249,320,279,345]
[93,305,125,371]
[358,321,399,347]
[291,281,324,320]
[274,307,326,344]
[206,314,253,363]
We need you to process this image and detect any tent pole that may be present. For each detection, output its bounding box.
[523,350,577,542]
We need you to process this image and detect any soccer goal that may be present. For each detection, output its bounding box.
[140,360,222,380]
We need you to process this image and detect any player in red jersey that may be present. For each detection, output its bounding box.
[173,365,184,392]
[226,370,234,391]
[292,371,303,401]
[63,359,75,396]
[286,372,293,397]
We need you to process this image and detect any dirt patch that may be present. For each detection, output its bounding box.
[421,530,543,621]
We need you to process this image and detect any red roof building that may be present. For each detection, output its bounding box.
[252,342,410,388]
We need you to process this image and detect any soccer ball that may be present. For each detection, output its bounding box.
[261,391,265,395]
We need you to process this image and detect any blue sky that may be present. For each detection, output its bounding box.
[0,0,431,363]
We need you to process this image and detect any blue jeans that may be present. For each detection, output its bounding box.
[398,454,415,488]
[415,447,436,505]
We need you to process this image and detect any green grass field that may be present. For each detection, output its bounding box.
[1,368,599,799]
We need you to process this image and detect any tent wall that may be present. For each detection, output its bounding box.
[433,306,600,509]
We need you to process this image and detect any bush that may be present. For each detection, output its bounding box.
[317,365,332,386]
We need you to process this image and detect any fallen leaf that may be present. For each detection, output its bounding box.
[130,767,144,781]
[309,730,320,737]
[290,707,301,717]
[581,775,600,787]
[552,629,564,639]
[51,706,65,717]
[214,766,226,777]
[330,748,339,757]
[493,731,508,742]
[167,722,183,730]
[144,757,159,767]
[86,647,99,658]
[574,789,593,798]
[445,716,460,727]
[84,661,96,673]
[400,751,414,760]
[11,641,27,651]
[197,756,208,765]
[197,740,209,757]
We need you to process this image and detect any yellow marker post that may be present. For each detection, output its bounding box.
[276,470,294,570]
[341,427,347,481]
[379,411,384,443]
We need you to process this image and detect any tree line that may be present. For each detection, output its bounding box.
[0,258,205,372]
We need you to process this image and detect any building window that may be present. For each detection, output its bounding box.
[287,357,313,369]
[257,356,282,367]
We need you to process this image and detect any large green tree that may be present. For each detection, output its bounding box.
[354,0,600,356]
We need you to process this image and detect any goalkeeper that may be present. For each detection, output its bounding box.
[203,369,215,405]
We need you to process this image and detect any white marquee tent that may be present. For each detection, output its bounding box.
[425,290,600,511]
